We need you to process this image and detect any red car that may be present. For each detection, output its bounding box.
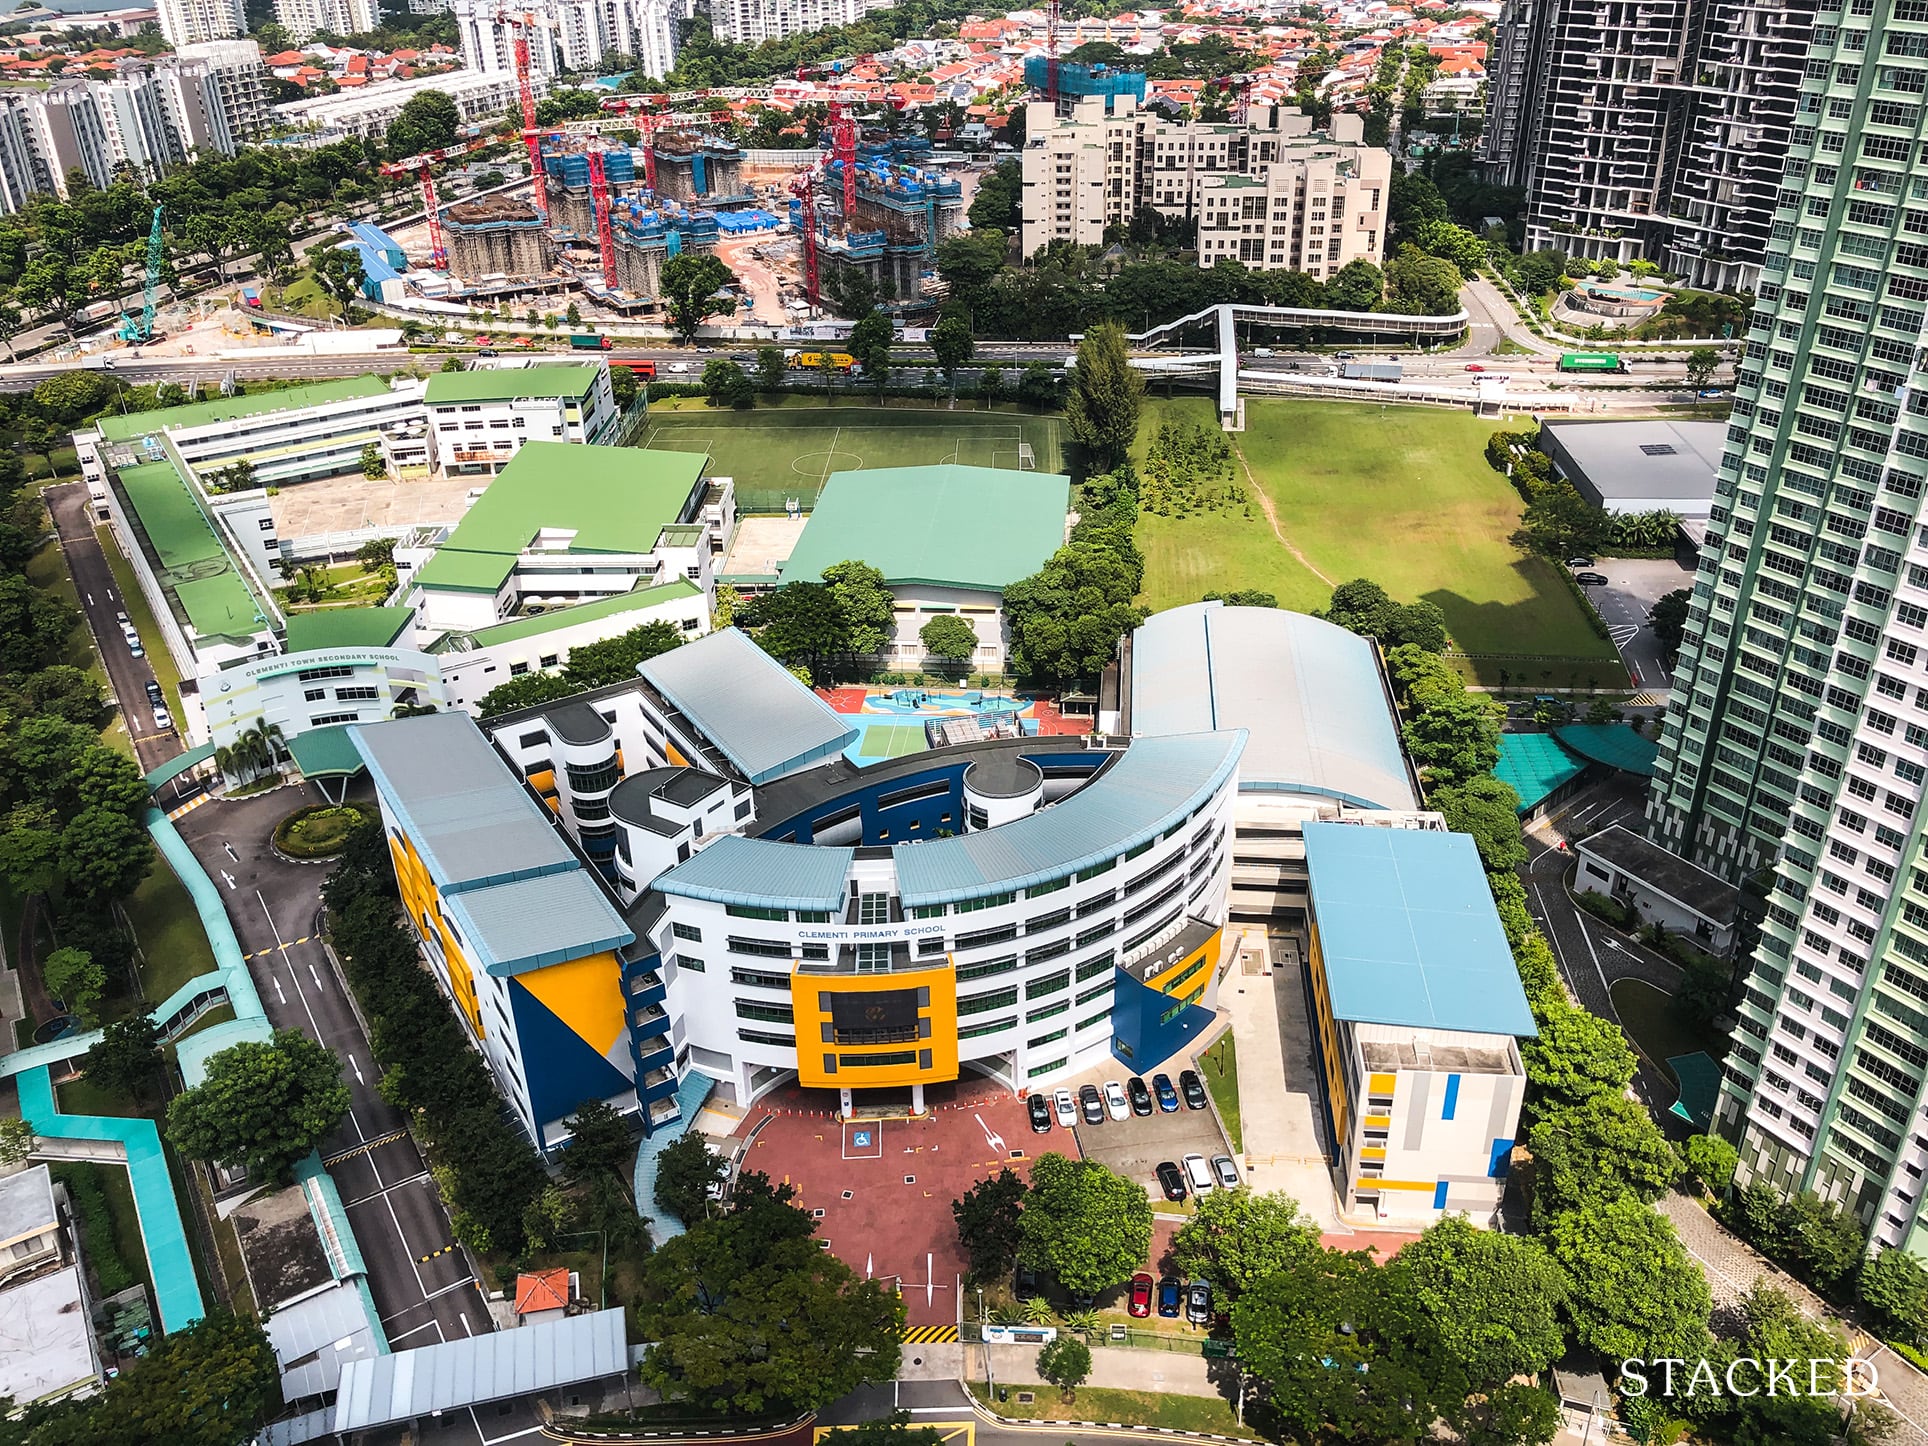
[1129,1272,1154,1318]
[1464,363,1485,372]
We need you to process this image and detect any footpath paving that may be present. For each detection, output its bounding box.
[1659,1193,1928,1441]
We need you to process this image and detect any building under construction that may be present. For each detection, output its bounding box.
[543,148,647,240]
[442,195,551,285]
[650,132,752,207]
[799,147,965,300]
[609,199,721,302]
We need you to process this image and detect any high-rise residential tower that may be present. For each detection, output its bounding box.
[153,0,244,47]
[1483,0,1817,290]
[1647,0,1928,1251]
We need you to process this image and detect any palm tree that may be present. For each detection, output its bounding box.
[213,744,235,782]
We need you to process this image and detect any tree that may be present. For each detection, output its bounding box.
[1527,1092,1682,1225]
[638,1206,902,1414]
[1325,578,1395,638]
[966,158,1021,233]
[358,441,384,479]
[57,806,151,902]
[920,614,978,669]
[929,311,974,388]
[1324,259,1385,312]
[1649,588,1691,656]
[935,229,1010,310]
[1679,1133,1738,1195]
[610,363,639,410]
[565,301,582,327]
[1861,1248,1928,1347]
[1515,485,1611,558]
[849,311,894,396]
[1168,1188,1319,1300]
[1546,1195,1710,1362]
[952,1167,1025,1282]
[659,252,737,343]
[755,344,788,391]
[1018,361,1060,410]
[559,1098,633,1185]
[821,559,894,657]
[976,363,1004,407]
[166,1028,351,1183]
[42,946,104,1024]
[475,673,578,719]
[1383,244,1465,315]
[1411,219,1488,275]
[1383,600,1448,652]
[1397,1216,1567,1388]
[1429,775,1527,875]
[1064,323,1143,472]
[386,88,460,157]
[1003,536,1145,686]
[0,300,21,361]
[562,620,684,689]
[83,1014,164,1096]
[1458,1383,1562,1446]
[18,255,75,324]
[312,246,365,320]
[356,537,395,570]
[1519,1003,1637,1114]
[702,357,755,408]
[831,1414,946,1445]
[36,1308,278,1446]
[0,1117,31,1167]
[1401,691,1501,785]
[653,1132,725,1226]
[1016,1154,1151,1298]
[28,370,112,426]
[1035,1336,1092,1399]
[1684,346,1721,391]
[740,582,849,682]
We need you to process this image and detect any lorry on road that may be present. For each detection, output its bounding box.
[1341,360,1403,382]
[788,350,856,371]
[570,333,613,350]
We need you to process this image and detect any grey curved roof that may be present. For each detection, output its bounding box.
[1129,603,1418,811]
[651,732,1244,911]
[638,628,855,784]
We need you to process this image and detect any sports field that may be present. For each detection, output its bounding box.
[635,401,1064,513]
[1135,398,1626,687]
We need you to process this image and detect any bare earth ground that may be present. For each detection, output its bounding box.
[269,473,482,539]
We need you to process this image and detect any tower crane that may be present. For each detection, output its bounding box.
[788,167,820,306]
[1045,0,1061,104]
[827,99,858,217]
[378,130,497,270]
[494,9,553,220]
[114,204,164,343]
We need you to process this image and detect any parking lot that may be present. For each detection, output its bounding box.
[1057,1079,1234,1202]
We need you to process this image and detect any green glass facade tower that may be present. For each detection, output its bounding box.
[1648,0,1928,1250]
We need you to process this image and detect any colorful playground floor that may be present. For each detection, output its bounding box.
[818,688,1089,766]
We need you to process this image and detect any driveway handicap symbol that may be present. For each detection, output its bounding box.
[853,1130,872,1147]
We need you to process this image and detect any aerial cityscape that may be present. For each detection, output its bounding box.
[0,0,1913,1440]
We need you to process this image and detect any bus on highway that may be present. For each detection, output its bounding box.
[1557,352,1627,373]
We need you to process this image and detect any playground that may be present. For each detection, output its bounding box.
[817,686,1089,764]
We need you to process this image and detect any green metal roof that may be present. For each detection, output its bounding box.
[287,725,368,779]
[424,365,599,405]
[779,465,1070,593]
[284,606,412,653]
[464,580,700,647]
[413,442,708,594]
[96,375,393,442]
[1494,732,1588,814]
[116,458,267,642]
[1554,723,1659,777]
[1302,822,1537,1037]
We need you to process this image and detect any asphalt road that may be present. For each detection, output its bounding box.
[1572,554,1694,694]
[170,784,491,1356]
[45,482,186,777]
[818,1378,1239,1446]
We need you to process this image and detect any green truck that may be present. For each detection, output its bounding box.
[570,333,612,350]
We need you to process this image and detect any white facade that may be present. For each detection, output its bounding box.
[176,41,273,145]
[1021,95,1389,277]
[884,585,1009,671]
[273,0,378,44]
[453,0,680,85]
[424,376,620,479]
[274,68,539,139]
[155,0,243,46]
[708,0,883,46]
[203,644,449,752]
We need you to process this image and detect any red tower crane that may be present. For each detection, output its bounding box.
[1045,0,1061,104]
[495,9,550,220]
[585,147,619,290]
[828,99,858,216]
[378,132,497,269]
[789,168,820,305]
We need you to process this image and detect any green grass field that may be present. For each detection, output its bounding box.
[636,400,1064,513]
[857,723,926,758]
[1134,398,1625,687]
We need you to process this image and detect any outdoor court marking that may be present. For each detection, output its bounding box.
[842,1121,885,1160]
[857,723,927,758]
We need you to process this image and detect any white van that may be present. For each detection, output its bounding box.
[1182,1153,1214,1198]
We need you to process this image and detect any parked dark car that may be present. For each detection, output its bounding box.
[1187,1280,1212,1325]
[1158,1277,1183,1318]
[1156,1160,1187,1201]
[1127,1076,1153,1115]
[1129,1272,1154,1318]
[1152,1073,1179,1112]
[1078,1083,1104,1124]
[1016,1264,1040,1296]
[1179,1069,1208,1110]
[1566,555,1594,568]
[1027,1094,1053,1134]
[144,681,164,707]
[1575,572,1609,587]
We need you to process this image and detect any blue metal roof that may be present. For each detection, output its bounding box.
[1302,822,1537,1038]
[896,732,1244,906]
[639,628,856,784]
[655,834,856,912]
[444,872,632,977]
[1130,603,1417,810]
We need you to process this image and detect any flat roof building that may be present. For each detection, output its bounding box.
[778,463,1070,672]
[422,363,621,474]
[1575,823,1740,958]
[1302,822,1536,1224]
[1538,418,1725,520]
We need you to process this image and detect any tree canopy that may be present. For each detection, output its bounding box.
[1167,1188,1319,1300]
[166,1029,351,1183]
[660,252,738,343]
[952,1167,1025,1282]
[1016,1154,1151,1297]
[1397,1216,1568,1389]
[1064,322,1144,472]
[1546,1195,1710,1362]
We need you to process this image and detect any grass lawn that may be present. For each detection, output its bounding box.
[279,561,392,612]
[970,1383,1254,1437]
[636,400,1064,514]
[24,539,132,757]
[95,526,187,718]
[1134,398,1626,687]
[122,861,218,1008]
[1610,977,1718,1089]
[1198,1032,1241,1153]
